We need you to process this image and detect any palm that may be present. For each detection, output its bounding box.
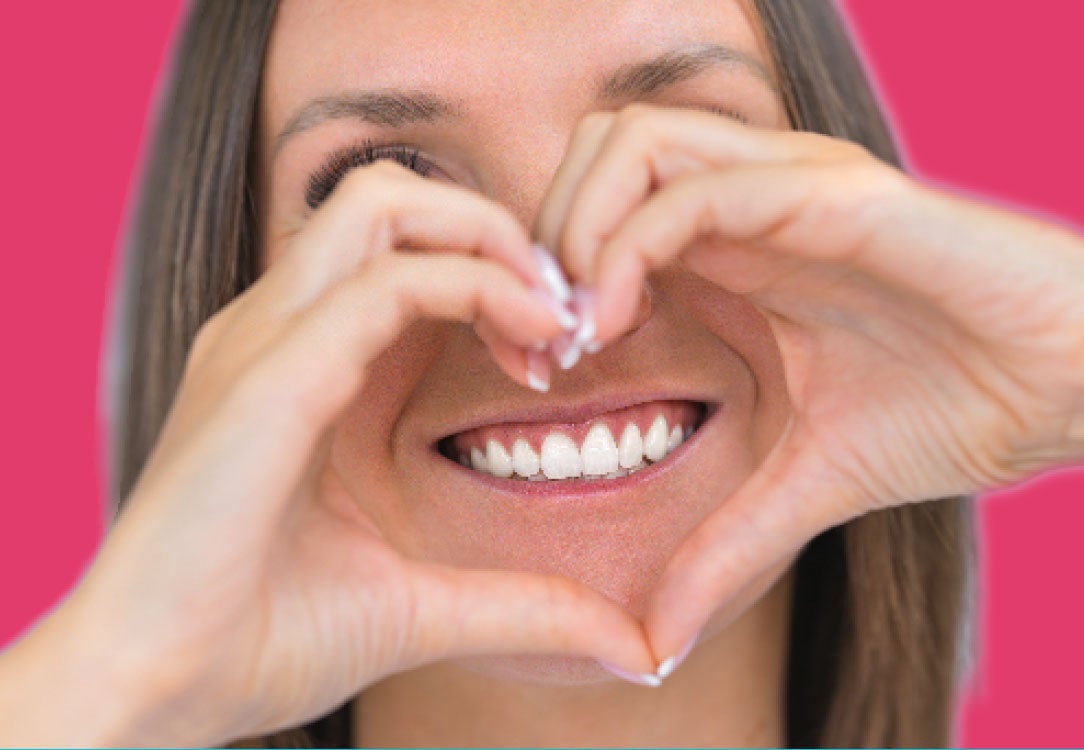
[224,470,417,735]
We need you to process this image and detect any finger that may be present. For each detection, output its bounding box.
[589,162,890,344]
[166,254,570,526]
[272,160,540,314]
[474,318,551,393]
[642,422,856,662]
[402,561,657,678]
[544,104,810,283]
[532,110,616,261]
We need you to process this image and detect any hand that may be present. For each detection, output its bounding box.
[25,161,655,747]
[533,102,1084,664]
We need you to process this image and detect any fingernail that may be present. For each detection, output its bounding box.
[533,288,579,331]
[525,348,551,393]
[655,631,700,680]
[571,285,597,348]
[549,332,581,370]
[531,242,572,304]
[597,660,662,688]
[583,340,602,354]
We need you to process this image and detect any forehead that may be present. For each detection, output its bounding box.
[262,0,770,128]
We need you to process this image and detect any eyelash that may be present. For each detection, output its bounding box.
[305,139,434,209]
[303,105,749,210]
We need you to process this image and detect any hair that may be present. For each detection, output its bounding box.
[106,0,977,746]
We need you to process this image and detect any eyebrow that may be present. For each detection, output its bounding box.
[273,42,774,157]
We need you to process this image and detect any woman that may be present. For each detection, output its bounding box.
[2,0,1082,746]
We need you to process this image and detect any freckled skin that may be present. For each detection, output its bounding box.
[259,1,796,746]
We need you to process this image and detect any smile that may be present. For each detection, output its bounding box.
[437,399,714,483]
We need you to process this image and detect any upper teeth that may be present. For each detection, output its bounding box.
[460,414,692,481]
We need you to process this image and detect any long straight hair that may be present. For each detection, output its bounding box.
[107,1,976,745]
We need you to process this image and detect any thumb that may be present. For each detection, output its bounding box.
[642,418,858,663]
[397,561,657,678]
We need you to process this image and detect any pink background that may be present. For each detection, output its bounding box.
[1,2,1081,745]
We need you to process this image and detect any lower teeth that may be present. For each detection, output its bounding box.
[501,459,652,482]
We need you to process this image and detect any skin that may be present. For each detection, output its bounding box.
[2,0,1083,747]
[260,0,798,745]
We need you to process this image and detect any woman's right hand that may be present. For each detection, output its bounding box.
[1,160,657,747]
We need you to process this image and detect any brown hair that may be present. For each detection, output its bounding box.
[106,1,976,746]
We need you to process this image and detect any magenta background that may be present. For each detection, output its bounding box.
[1,2,1082,745]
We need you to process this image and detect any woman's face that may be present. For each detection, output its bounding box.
[258,0,794,682]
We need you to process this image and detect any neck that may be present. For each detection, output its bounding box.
[354,570,793,747]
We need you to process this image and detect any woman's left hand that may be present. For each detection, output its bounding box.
[533,102,1084,666]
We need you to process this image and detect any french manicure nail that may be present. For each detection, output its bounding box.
[571,285,596,348]
[525,348,551,393]
[532,288,579,331]
[558,342,581,370]
[531,242,572,304]
[656,631,700,680]
[548,331,581,370]
[597,660,662,688]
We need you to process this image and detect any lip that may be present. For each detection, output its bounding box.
[431,399,722,501]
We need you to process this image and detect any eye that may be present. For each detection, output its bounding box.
[699,104,751,124]
[305,139,435,210]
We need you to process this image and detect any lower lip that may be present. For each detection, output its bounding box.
[436,402,721,500]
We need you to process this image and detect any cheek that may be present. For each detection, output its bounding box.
[661,268,792,463]
[328,321,448,540]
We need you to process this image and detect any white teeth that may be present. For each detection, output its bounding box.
[512,438,540,478]
[470,446,488,472]
[667,425,683,453]
[486,439,514,478]
[541,433,583,479]
[460,413,699,481]
[580,423,619,476]
[617,423,643,469]
[643,414,669,462]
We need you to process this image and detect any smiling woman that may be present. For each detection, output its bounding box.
[17,0,1084,748]
[94,1,978,746]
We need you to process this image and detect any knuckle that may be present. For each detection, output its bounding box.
[612,102,661,142]
[573,109,615,139]
[615,100,656,125]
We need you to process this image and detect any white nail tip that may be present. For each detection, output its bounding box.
[531,243,572,303]
[557,343,581,370]
[526,370,550,393]
[656,656,678,680]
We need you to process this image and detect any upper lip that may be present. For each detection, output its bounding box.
[432,390,717,443]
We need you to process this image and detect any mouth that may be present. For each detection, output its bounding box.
[435,397,718,493]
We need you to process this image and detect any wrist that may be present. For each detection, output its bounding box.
[0,582,213,748]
